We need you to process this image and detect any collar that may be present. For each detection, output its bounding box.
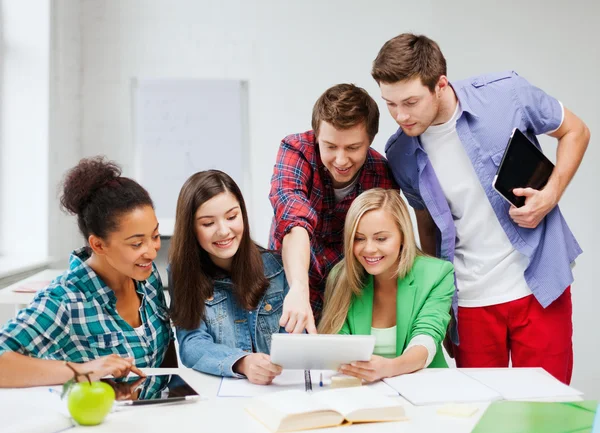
[451,81,479,119]
[385,81,479,156]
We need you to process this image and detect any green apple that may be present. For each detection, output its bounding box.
[67,381,116,426]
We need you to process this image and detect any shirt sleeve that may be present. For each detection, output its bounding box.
[512,74,564,135]
[176,323,248,378]
[409,260,455,346]
[405,334,437,367]
[268,140,319,245]
[0,291,71,358]
[401,188,427,211]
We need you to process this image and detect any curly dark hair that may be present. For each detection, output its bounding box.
[60,156,153,240]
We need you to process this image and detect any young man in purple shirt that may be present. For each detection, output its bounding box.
[372,33,590,383]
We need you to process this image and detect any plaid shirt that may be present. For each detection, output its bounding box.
[269,130,397,316]
[0,247,172,367]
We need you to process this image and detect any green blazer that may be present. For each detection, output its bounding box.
[339,256,454,368]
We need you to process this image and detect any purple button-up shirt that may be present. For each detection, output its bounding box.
[385,71,582,326]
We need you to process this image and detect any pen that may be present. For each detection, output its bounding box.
[304,370,312,393]
[319,372,323,387]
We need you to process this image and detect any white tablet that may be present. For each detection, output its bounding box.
[270,334,376,370]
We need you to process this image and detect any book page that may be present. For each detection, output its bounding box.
[0,386,73,433]
[384,369,502,405]
[250,390,331,415]
[462,368,583,400]
[313,386,404,418]
[246,390,344,433]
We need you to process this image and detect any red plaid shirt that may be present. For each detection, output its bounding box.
[269,130,397,318]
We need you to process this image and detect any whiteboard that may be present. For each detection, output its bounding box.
[132,79,249,236]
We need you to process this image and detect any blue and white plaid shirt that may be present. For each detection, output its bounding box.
[0,247,172,367]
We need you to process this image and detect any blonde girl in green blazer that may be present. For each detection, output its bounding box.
[318,188,455,382]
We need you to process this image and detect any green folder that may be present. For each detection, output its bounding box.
[472,400,598,433]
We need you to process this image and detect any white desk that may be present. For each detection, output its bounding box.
[0,269,171,317]
[61,368,581,433]
[0,269,65,314]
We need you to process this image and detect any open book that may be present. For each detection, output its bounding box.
[246,386,406,432]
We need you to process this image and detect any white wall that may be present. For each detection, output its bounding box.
[48,0,84,267]
[47,0,599,396]
[0,0,51,257]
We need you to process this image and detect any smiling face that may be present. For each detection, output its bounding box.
[380,77,448,137]
[194,191,244,271]
[317,121,371,188]
[100,205,161,281]
[353,208,402,281]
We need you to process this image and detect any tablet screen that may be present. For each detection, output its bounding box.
[493,128,554,207]
[101,374,199,403]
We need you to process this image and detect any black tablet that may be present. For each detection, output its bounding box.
[101,374,201,406]
[492,128,554,207]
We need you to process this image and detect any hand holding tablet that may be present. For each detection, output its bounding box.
[492,128,554,208]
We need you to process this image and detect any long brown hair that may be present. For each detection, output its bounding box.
[318,189,421,334]
[169,170,269,329]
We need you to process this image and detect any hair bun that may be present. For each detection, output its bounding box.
[60,156,122,216]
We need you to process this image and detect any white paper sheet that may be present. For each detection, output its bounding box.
[0,386,73,433]
[383,369,502,405]
[462,368,583,400]
[218,369,399,398]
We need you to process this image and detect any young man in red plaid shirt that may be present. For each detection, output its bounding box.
[269,83,397,334]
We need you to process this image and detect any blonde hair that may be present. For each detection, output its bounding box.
[318,188,421,334]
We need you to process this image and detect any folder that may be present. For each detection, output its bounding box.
[472,400,598,433]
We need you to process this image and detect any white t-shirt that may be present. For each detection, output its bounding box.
[421,104,531,307]
[333,177,358,203]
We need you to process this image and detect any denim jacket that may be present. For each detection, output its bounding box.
[174,251,289,377]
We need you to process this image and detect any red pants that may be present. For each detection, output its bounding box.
[454,287,573,384]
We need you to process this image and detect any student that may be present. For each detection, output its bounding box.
[372,33,590,383]
[170,170,286,385]
[0,157,172,387]
[319,189,454,382]
[269,83,397,334]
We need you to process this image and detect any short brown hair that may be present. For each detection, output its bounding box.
[372,33,447,92]
[311,83,379,143]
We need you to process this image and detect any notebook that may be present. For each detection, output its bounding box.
[383,368,583,406]
[245,386,406,432]
[492,127,554,207]
[462,368,582,400]
[472,400,598,433]
[383,369,502,405]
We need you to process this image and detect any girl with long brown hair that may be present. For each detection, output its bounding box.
[169,170,287,385]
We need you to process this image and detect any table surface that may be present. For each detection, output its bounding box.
[0,271,586,432]
[0,269,175,310]
[0,269,65,306]
[57,367,581,433]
